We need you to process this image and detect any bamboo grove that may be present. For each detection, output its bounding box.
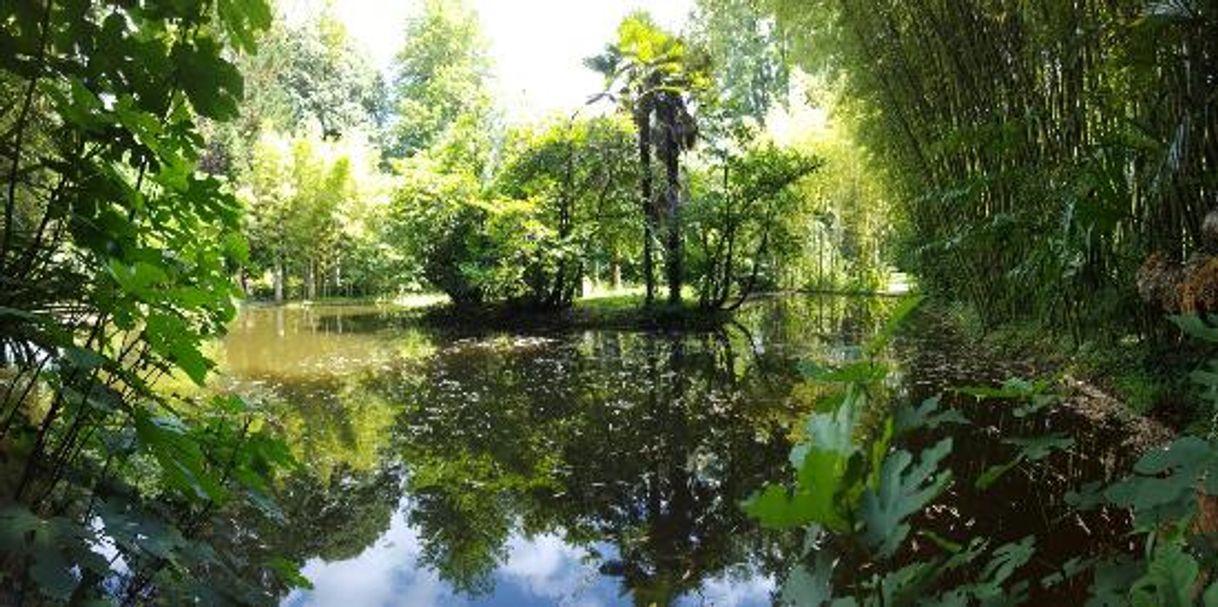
[765,0,1218,340]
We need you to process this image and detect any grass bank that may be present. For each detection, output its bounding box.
[419,290,733,333]
[934,299,1203,432]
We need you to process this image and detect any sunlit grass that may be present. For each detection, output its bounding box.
[575,285,702,314]
[885,272,914,295]
[242,293,451,310]
[579,284,645,300]
[391,292,450,309]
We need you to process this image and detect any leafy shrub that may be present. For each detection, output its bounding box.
[0,0,305,602]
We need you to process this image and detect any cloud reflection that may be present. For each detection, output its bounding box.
[679,570,776,607]
[283,508,454,607]
[281,503,613,607]
[497,534,606,607]
[282,502,772,607]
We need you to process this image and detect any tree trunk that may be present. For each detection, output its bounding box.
[636,103,656,305]
[818,234,825,290]
[658,100,682,305]
[306,259,316,300]
[273,259,284,303]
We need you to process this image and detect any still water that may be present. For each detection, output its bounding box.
[215,297,1129,605]
[214,297,892,606]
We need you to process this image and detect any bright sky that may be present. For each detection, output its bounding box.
[282,0,696,123]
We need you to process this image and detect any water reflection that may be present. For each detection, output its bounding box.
[220,304,429,381]
[283,503,775,607]
[217,297,893,605]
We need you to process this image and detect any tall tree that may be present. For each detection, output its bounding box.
[241,130,381,302]
[202,8,385,177]
[588,13,706,305]
[691,0,790,131]
[655,88,701,304]
[390,0,492,159]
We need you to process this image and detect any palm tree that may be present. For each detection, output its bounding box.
[586,13,704,305]
[654,88,699,304]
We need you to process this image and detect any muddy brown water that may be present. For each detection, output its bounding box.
[214,296,1143,606]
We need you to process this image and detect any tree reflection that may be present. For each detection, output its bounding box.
[215,296,889,604]
[383,323,817,604]
[203,373,407,599]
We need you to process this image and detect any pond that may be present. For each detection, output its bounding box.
[213,296,1132,606]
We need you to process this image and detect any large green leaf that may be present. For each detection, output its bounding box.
[134,408,227,502]
[1105,436,1218,529]
[781,555,835,607]
[861,438,954,557]
[976,434,1073,490]
[744,445,851,531]
[894,396,968,435]
[1129,542,1198,607]
[1169,315,1218,344]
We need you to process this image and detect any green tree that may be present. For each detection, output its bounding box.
[494,115,640,308]
[795,120,894,292]
[387,154,504,303]
[202,8,385,177]
[654,78,703,305]
[252,11,384,138]
[243,131,295,301]
[690,0,790,141]
[242,130,389,301]
[687,143,820,309]
[389,0,492,159]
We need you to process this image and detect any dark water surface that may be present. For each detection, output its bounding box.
[216,297,1128,606]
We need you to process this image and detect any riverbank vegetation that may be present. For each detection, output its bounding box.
[3,0,1218,604]
[757,0,1218,395]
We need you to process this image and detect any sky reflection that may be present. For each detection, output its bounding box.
[281,500,774,607]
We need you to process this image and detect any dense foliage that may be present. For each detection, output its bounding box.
[240,130,390,299]
[388,0,491,160]
[203,0,888,310]
[741,300,1218,605]
[0,0,303,603]
[755,0,1218,340]
[199,8,394,301]
[494,116,642,307]
[687,144,821,308]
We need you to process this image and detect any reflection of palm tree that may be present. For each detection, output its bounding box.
[221,297,885,605]
[389,330,804,604]
[611,337,703,606]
